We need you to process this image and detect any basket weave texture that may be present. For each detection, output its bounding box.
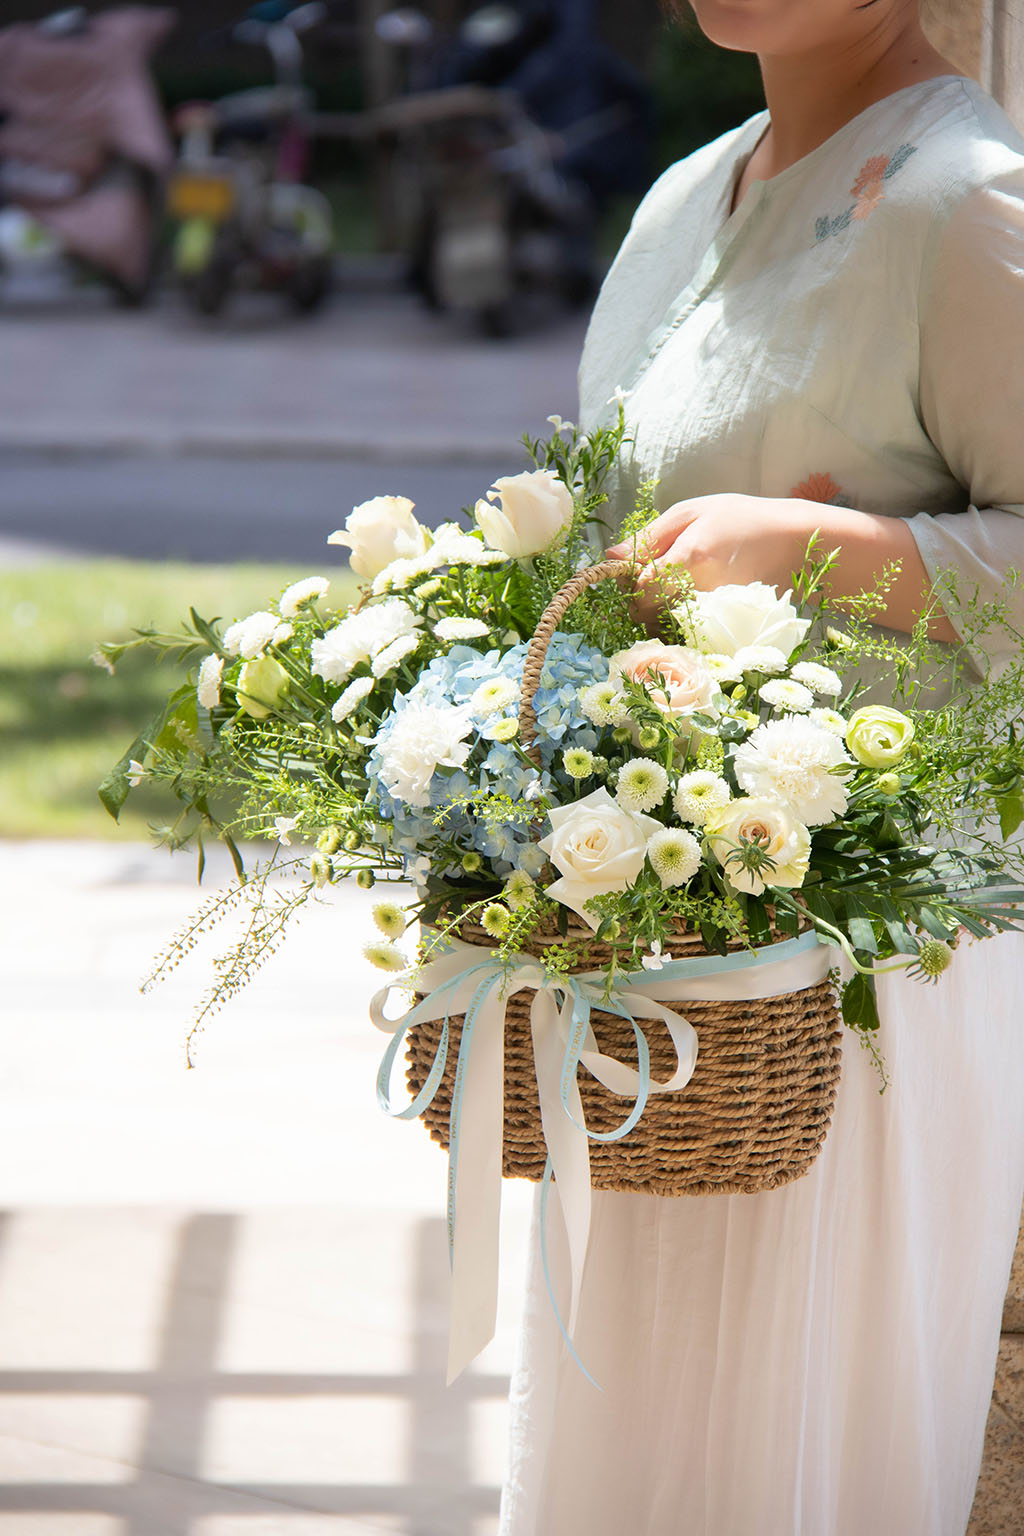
[406,917,843,1197]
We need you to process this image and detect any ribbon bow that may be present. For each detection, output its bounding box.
[371,930,830,1382]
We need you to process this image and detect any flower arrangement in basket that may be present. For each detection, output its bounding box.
[100,406,1024,1376]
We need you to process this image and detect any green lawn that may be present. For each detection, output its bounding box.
[0,560,355,840]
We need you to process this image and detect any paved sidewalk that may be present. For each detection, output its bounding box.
[0,840,533,1535]
[0,282,588,464]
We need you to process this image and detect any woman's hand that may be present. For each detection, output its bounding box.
[606,493,830,615]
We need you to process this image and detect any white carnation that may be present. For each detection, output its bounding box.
[759,679,815,713]
[374,700,474,808]
[223,611,293,659]
[673,770,731,824]
[732,716,853,826]
[331,675,375,722]
[311,599,419,684]
[790,661,842,696]
[278,576,329,618]
[435,617,490,641]
[371,632,422,677]
[197,653,224,709]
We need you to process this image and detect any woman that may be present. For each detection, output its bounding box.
[498,4,1024,1533]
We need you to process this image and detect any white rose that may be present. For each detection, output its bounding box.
[704,795,811,896]
[474,469,574,558]
[732,716,852,826]
[538,786,661,928]
[328,496,429,580]
[677,582,811,660]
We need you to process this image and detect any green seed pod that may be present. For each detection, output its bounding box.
[461,851,483,873]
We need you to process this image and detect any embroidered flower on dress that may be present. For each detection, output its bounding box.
[815,143,917,241]
[790,471,849,506]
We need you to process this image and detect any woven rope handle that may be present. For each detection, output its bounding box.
[519,559,624,766]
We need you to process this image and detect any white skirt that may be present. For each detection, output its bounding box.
[498,934,1024,1536]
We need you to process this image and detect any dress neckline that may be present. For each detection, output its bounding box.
[723,72,969,222]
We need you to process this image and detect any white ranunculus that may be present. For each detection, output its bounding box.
[474,469,574,558]
[311,599,420,684]
[223,611,293,660]
[196,653,224,709]
[328,496,429,580]
[677,582,811,660]
[538,786,661,928]
[732,716,853,826]
[373,701,475,808]
[845,706,916,768]
[704,795,811,896]
[278,576,330,618]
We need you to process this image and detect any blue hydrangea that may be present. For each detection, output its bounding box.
[364,633,608,877]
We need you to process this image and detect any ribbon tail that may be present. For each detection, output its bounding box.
[446,981,506,1385]
[531,987,593,1339]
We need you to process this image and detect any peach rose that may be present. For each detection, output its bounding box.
[610,640,718,719]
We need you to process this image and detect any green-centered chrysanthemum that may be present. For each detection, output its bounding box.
[481,903,511,938]
[363,940,406,972]
[503,870,536,910]
[673,770,731,825]
[647,827,702,888]
[616,757,669,813]
[372,900,405,939]
[563,748,595,780]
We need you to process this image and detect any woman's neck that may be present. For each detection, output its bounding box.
[754,19,959,178]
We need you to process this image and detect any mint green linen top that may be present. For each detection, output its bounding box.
[578,77,1024,674]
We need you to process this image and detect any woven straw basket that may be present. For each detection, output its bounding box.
[406,562,844,1197]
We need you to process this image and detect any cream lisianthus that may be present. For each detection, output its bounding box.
[237,655,290,719]
[474,469,574,558]
[328,496,429,580]
[704,795,811,896]
[732,716,852,826]
[677,582,810,660]
[538,786,661,928]
[845,706,916,768]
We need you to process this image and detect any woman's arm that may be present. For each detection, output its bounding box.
[607,493,959,641]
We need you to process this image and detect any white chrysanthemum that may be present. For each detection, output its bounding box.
[673,770,732,824]
[647,827,702,888]
[580,680,629,727]
[435,617,490,641]
[374,700,474,807]
[363,940,408,973]
[790,660,842,696]
[371,559,417,595]
[197,653,224,709]
[481,903,511,938]
[278,576,329,618]
[732,716,853,826]
[431,522,507,568]
[733,644,788,675]
[809,707,848,737]
[759,678,815,713]
[471,677,519,717]
[482,716,518,743]
[703,652,743,683]
[371,632,422,677]
[331,675,375,723]
[615,757,669,813]
[223,611,293,659]
[312,599,419,684]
